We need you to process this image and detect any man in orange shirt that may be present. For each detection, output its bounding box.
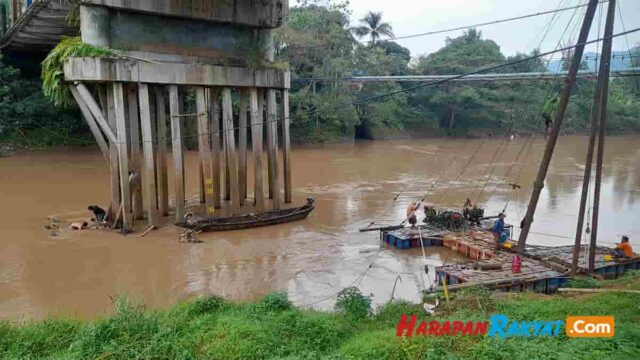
[613,236,633,258]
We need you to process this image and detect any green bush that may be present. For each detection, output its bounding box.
[334,287,372,320]
[259,292,293,312]
[188,295,226,316]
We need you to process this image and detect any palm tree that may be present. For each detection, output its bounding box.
[351,11,394,45]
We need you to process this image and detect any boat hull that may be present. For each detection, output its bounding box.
[176,198,315,232]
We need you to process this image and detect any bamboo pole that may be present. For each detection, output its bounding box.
[138,84,159,226]
[573,0,616,274]
[249,88,265,211]
[222,88,240,214]
[169,85,185,222]
[209,88,222,209]
[113,83,132,232]
[196,87,216,216]
[238,89,249,204]
[155,87,169,216]
[282,89,292,203]
[266,89,280,209]
[106,85,121,218]
[589,0,616,272]
[517,0,599,253]
[127,84,144,220]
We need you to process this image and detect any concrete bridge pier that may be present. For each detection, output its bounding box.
[69,75,292,232]
[64,0,292,233]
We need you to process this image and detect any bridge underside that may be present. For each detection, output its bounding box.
[0,0,76,54]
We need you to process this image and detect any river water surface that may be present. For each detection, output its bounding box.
[1,135,639,321]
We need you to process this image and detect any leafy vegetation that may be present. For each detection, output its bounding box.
[0,54,91,147]
[1,271,638,359]
[350,11,394,45]
[41,37,115,107]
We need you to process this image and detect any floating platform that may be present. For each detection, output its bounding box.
[380,227,640,294]
[523,245,640,279]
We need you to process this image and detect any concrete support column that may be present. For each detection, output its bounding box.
[80,5,110,48]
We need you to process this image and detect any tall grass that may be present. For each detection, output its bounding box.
[1,272,639,359]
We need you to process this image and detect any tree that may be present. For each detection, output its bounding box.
[351,11,394,45]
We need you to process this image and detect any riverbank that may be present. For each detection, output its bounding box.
[2,272,638,359]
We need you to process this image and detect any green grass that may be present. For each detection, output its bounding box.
[1,272,639,359]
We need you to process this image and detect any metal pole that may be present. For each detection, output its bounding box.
[589,0,616,272]
[573,0,616,274]
[517,0,599,253]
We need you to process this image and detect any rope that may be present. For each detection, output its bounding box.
[298,248,383,307]
[470,137,510,204]
[432,139,487,205]
[399,138,475,225]
[75,27,640,147]
[363,139,457,228]
[500,1,585,215]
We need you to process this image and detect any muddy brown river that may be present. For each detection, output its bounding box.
[1,135,639,321]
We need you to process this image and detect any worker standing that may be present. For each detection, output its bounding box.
[406,201,420,228]
[492,213,506,251]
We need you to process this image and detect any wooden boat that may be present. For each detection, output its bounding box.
[176,198,315,232]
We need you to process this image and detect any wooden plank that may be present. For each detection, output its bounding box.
[222,88,240,214]
[138,84,159,226]
[196,87,216,216]
[238,89,249,203]
[266,89,280,209]
[262,90,271,199]
[249,88,264,211]
[282,89,292,203]
[155,87,169,216]
[149,90,158,206]
[69,85,109,162]
[106,86,121,216]
[113,83,132,231]
[169,85,185,222]
[224,147,231,201]
[209,88,222,208]
[75,83,117,144]
[127,84,144,220]
[64,57,290,89]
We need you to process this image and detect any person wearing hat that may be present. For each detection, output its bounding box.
[492,213,506,251]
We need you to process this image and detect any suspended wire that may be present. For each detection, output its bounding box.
[289,1,607,50]
[481,0,573,208]
[363,139,459,228]
[616,1,640,93]
[92,27,640,146]
[470,138,511,204]
[298,248,384,307]
[432,139,487,205]
[510,2,587,193]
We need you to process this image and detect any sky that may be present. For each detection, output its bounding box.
[295,0,640,60]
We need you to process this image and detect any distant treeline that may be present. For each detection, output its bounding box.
[277,0,640,142]
[1,0,639,147]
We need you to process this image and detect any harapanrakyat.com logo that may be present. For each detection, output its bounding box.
[396,314,614,338]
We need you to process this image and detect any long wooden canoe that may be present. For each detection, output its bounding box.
[176,198,315,232]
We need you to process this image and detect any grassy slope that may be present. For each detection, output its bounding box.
[1,273,639,360]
